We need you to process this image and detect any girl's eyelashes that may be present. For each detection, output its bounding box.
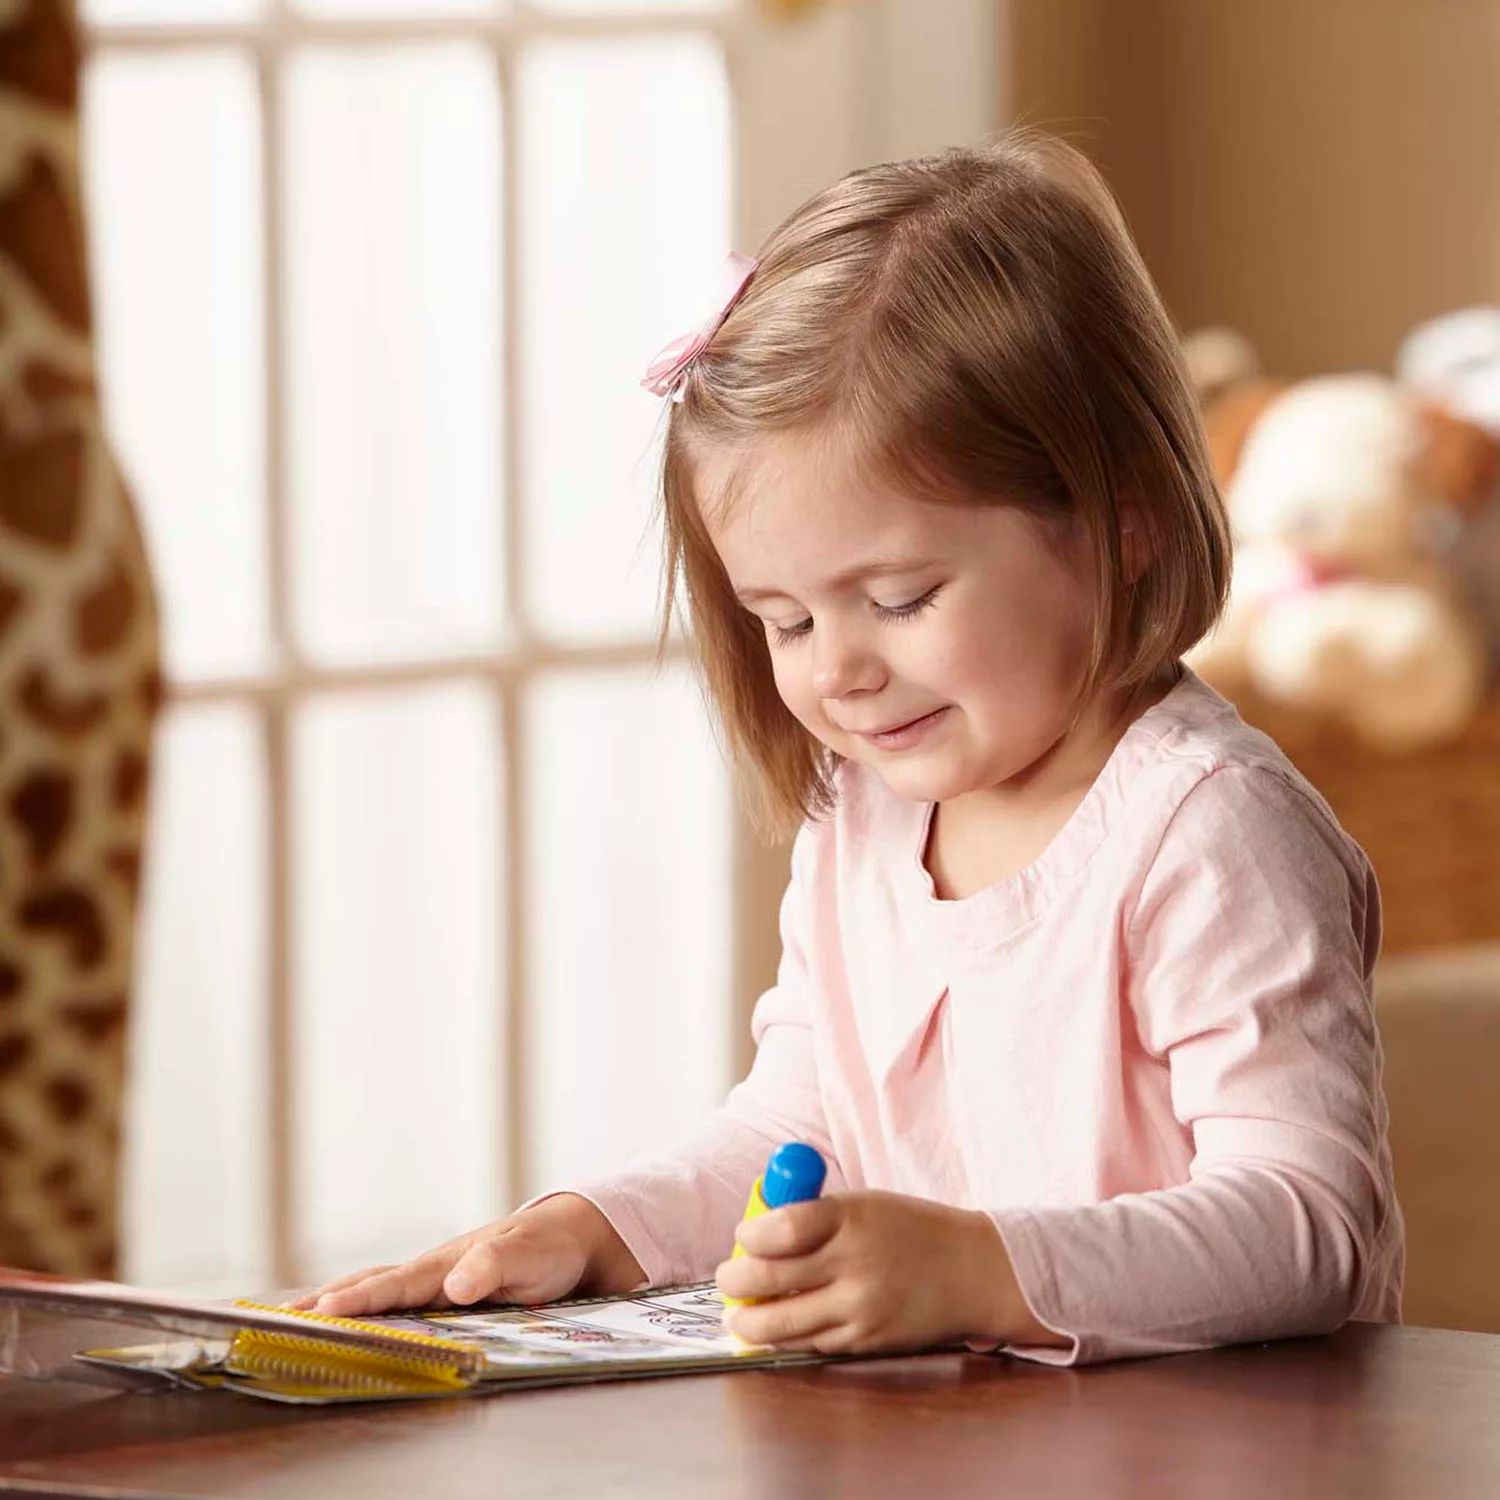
[768,618,813,648]
[874,584,942,623]
[764,585,943,648]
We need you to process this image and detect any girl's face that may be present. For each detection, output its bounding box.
[700,434,1101,806]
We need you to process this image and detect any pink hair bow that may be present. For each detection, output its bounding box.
[641,251,758,401]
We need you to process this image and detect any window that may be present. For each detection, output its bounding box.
[81,0,998,1292]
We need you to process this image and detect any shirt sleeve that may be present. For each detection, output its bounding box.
[519,821,845,1287]
[987,765,1398,1367]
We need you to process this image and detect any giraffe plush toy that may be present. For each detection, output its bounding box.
[0,0,160,1274]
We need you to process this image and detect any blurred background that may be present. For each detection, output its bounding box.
[0,0,1496,1338]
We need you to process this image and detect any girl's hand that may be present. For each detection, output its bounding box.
[714,1189,1066,1355]
[285,1193,645,1318]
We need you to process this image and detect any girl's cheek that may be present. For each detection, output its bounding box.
[769,659,800,711]
[917,628,989,690]
[770,662,819,729]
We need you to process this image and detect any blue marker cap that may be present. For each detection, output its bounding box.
[761,1142,827,1208]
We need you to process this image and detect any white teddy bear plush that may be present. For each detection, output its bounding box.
[1187,371,1494,750]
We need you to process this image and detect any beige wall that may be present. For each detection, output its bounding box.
[1009,0,1500,376]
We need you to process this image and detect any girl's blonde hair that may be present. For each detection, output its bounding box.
[657,129,1230,840]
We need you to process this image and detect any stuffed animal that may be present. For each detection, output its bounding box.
[1183,337,1500,751]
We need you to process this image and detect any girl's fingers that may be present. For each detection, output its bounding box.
[282,1265,398,1310]
[734,1197,843,1259]
[723,1286,846,1351]
[279,1211,581,1318]
[715,1246,834,1304]
[313,1254,457,1317]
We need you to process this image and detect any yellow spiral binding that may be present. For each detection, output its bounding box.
[227,1299,488,1393]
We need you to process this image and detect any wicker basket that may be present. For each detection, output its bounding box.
[1220,688,1500,954]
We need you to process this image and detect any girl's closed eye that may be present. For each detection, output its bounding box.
[875,583,943,623]
[764,585,943,649]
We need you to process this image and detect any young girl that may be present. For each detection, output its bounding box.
[299,130,1404,1366]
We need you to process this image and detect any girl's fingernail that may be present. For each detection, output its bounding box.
[446,1275,475,1302]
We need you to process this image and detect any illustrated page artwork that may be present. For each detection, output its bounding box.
[421,1284,753,1373]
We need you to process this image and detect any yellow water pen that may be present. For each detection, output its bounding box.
[722,1142,828,1312]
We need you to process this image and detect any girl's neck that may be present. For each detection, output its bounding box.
[1029,662,1178,799]
[923,662,1180,901]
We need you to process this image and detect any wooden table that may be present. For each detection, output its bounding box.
[2,1322,1498,1497]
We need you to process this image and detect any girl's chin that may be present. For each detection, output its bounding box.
[864,757,978,805]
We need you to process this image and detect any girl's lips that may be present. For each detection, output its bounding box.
[860,707,950,749]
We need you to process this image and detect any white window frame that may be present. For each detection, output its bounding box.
[82,0,1000,1290]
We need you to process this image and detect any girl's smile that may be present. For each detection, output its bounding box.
[852,705,952,750]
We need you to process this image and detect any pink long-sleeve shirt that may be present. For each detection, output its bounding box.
[567,668,1404,1366]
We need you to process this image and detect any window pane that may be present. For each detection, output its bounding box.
[292,685,502,1277]
[83,52,269,684]
[284,47,504,667]
[519,36,729,641]
[523,668,732,1193]
[123,705,268,1289]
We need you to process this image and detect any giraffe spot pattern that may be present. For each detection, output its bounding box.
[43,1075,89,1124]
[0,0,154,1283]
[111,747,147,812]
[105,847,142,894]
[0,154,90,331]
[0,0,77,109]
[19,665,107,735]
[64,1200,98,1230]
[0,1225,38,1268]
[21,361,95,404]
[139,666,166,716]
[39,1158,76,1193]
[0,420,85,548]
[9,767,72,865]
[0,572,23,634]
[75,550,136,657]
[18,883,106,968]
[0,1031,33,1074]
[61,995,126,1043]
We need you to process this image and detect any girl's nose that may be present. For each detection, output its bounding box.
[811,626,885,700]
